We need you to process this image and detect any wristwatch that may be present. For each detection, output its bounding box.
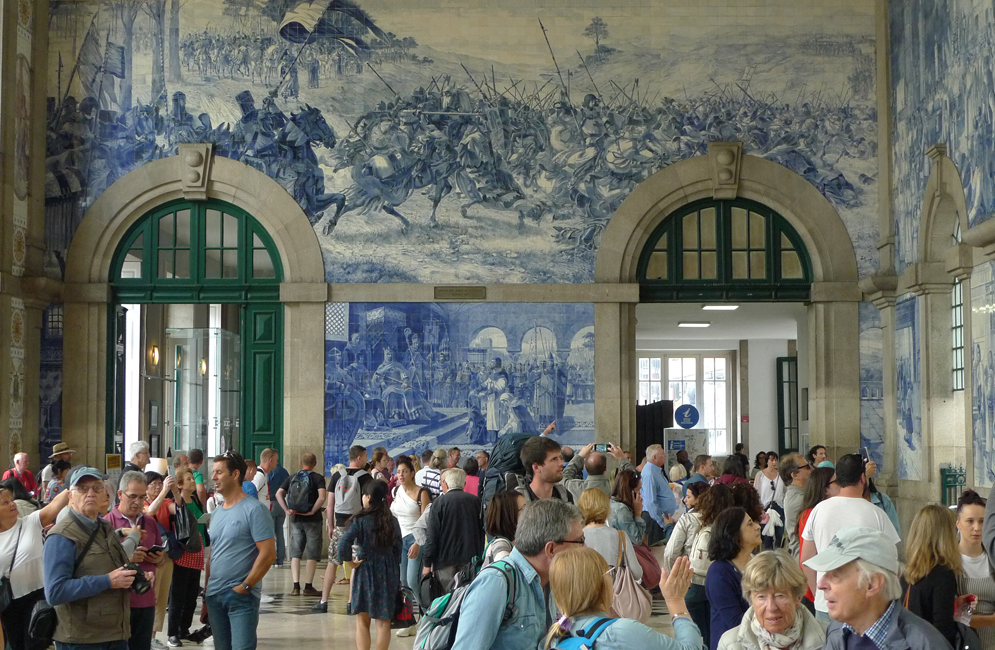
[241,582,252,591]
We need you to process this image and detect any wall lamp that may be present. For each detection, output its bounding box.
[149,345,160,367]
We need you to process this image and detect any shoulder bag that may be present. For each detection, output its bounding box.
[29,520,102,644]
[607,529,652,624]
[0,522,23,612]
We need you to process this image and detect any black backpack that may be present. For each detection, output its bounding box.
[286,470,315,512]
[480,432,532,509]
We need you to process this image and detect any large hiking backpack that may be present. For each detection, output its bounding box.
[479,432,533,509]
[333,468,368,516]
[551,617,617,650]
[413,559,516,650]
[286,470,316,513]
[689,524,713,580]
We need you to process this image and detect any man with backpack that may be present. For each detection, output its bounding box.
[448,499,585,650]
[514,435,574,507]
[422,468,485,591]
[275,453,326,596]
[312,445,372,612]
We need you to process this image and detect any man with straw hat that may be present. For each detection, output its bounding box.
[40,443,76,502]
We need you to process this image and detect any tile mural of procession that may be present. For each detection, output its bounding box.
[895,295,923,481]
[322,302,594,471]
[44,0,881,285]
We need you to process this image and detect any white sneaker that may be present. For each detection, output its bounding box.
[151,640,168,650]
[397,626,417,637]
[260,594,275,604]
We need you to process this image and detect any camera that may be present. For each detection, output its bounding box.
[122,563,151,595]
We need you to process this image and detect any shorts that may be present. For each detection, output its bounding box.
[290,520,322,561]
[329,525,359,563]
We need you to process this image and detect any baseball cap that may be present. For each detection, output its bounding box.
[68,466,104,488]
[803,526,899,574]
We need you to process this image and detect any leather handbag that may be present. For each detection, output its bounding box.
[632,542,662,589]
[0,522,22,612]
[607,530,653,624]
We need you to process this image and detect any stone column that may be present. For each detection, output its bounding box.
[807,283,862,460]
[595,300,638,454]
[281,284,327,471]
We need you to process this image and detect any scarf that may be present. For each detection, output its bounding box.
[749,608,804,650]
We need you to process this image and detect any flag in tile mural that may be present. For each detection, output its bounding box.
[325,303,349,341]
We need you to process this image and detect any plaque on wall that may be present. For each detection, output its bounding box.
[434,286,486,300]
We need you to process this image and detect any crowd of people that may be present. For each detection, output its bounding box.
[3,435,995,650]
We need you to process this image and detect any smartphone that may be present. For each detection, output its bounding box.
[147,544,166,554]
[859,447,870,462]
[593,443,609,453]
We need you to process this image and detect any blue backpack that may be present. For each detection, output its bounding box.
[552,618,617,650]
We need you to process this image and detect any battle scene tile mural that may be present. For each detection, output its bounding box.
[971,262,995,488]
[45,0,879,284]
[895,294,922,481]
[323,302,594,471]
[859,301,884,469]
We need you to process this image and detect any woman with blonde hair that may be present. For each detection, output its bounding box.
[900,503,963,647]
[578,488,642,581]
[545,547,702,650]
[717,551,825,650]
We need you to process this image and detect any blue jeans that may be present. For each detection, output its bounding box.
[206,589,261,650]
[400,534,423,591]
[56,643,129,650]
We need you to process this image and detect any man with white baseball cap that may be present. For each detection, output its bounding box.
[805,526,952,650]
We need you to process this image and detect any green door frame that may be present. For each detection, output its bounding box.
[107,198,285,460]
[776,356,800,456]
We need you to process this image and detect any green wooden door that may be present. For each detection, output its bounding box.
[242,303,284,461]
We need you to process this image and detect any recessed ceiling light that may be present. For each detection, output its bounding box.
[678,322,711,328]
[702,305,739,311]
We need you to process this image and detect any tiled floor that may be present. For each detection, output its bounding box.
[155,552,678,649]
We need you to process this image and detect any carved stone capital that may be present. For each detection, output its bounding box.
[859,273,898,309]
[708,142,742,200]
[179,143,215,200]
[945,243,974,280]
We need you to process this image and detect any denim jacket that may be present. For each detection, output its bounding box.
[608,498,647,546]
[451,548,547,650]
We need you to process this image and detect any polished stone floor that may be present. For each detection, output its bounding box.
[154,549,678,649]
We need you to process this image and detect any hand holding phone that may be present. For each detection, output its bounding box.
[147,544,166,554]
[593,443,609,453]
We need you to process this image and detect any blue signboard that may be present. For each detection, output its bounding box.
[675,404,700,429]
[667,440,686,451]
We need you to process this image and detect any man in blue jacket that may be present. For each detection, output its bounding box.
[641,444,677,545]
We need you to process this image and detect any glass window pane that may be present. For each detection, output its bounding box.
[704,382,716,428]
[655,232,668,251]
[646,252,668,279]
[682,358,696,381]
[158,250,173,279]
[701,252,717,279]
[683,252,699,279]
[683,213,698,249]
[130,232,144,251]
[650,382,661,403]
[700,208,716,249]
[704,357,714,378]
[174,249,190,279]
[684,381,697,406]
[750,251,766,278]
[669,381,682,403]
[205,249,221,279]
[253,249,276,279]
[158,214,175,248]
[225,214,239,248]
[222,250,238,279]
[253,233,263,248]
[750,212,765,247]
[732,251,748,279]
[714,358,726,380]
[732,207,748,248]
[175,210,191,248]
[650,358,661,381]
[781,251,803,278]
[669,358,682,380]
[206,209,222,248]
[639,358,649,381]
[781,232,794,250]
[715,382,726,428]
[639,382,649,404]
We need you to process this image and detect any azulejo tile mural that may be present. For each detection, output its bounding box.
[323,302,594,470]
[45,0,879,284]
[859,301,885,469]
[895,295,922,481]
[971,262,995,488]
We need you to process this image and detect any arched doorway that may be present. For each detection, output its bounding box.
[63,147,326,468]
[107,199,284,460]
[594,145,862,459]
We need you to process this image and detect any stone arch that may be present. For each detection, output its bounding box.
[61,150,326,467]
[918,146,969,264]
[595,151,858,285]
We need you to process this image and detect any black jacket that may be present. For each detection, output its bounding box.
[422,488,484,569]
[900,565,958,647]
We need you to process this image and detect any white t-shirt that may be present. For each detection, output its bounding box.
[801,496,901,612]
[0,510,46,598]
[414,467,429,488]
[252,472,270,510]
[390,485,423,537]
[963,553,990,580]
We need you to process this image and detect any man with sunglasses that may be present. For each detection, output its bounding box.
[800,453,900,624]
[779,453,811,560]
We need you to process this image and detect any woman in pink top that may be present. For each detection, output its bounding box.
[462,457,481,497]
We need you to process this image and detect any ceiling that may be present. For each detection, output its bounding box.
[635,302,806,348]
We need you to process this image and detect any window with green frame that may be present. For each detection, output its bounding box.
[638,198,812,301]
[110,199,283,302]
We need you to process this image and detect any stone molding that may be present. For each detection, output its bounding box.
[62,283,112,303]
[945,243,974,280]
[709,142,742,200]
[810,282,863,303]
[919,144,970,265]
[280,283,328,303]
[179,144,214,201]
[327,283,641,303]
[899,261,951,296]
[859,273,898,309]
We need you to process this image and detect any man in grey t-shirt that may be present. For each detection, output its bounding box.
[205,452,276,650]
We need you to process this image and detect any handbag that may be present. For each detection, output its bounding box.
[632,542,662,590]
[30,521,101,644]
[392,587,416,629]
[607,530,653,624]
[172,501,203,554]
[417,571,444,610]
[0,522,23,613]
[955,622,982,650]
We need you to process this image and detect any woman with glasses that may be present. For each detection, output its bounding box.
[753,452,785,550]
[706,507,762,650]
[794,467,837,612]
[0,486,70,650]
[750,452,767,481]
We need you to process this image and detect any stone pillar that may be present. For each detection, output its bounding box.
[280,284,327,471]
[63,289,112,468]
[595,300,637,454]
[807,283,862,460]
